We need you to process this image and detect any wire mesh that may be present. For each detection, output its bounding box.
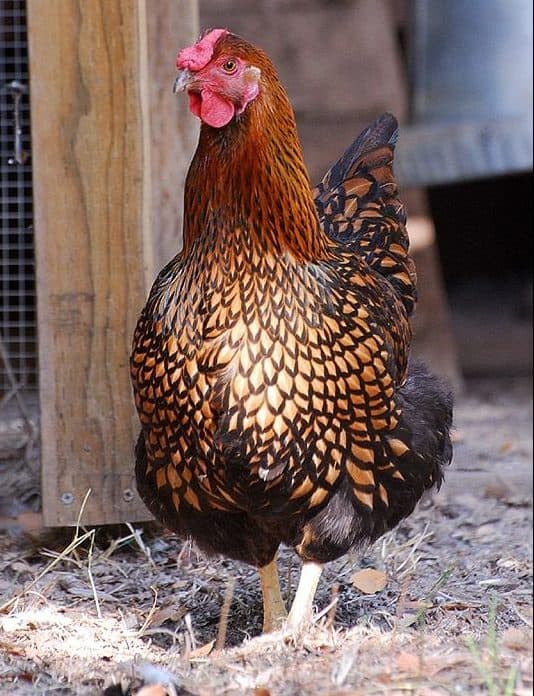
[0,0,36,397]
[0,1,40,516]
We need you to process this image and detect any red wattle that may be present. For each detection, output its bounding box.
[198,90,235,128]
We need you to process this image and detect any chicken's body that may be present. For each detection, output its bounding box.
[131,30,452,631]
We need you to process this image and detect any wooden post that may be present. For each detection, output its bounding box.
[27,0,198,526]
[146,0,199,270]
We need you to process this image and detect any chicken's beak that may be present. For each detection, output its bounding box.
[173,68,194,94]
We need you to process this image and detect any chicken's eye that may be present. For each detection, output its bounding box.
[222,59,238,74]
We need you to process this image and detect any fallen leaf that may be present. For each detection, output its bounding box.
[148,604,188,627]
[397,651,421,674]
[120,612,139,630]
[473,523,496,541]
[10,561,33,574]
[396,613,420,629]
[483,482,512,501]
[426,653,469,676]
[189,638,216,659]
[502,627,531,651]
[135,686,168,696]
[351,568,387,594]
[0,640,25,657]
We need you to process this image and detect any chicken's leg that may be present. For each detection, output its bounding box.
[286,561,323,631]
[259,557,287,632]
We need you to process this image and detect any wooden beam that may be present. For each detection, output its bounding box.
[146,0,199,270]
[27,0,198,526]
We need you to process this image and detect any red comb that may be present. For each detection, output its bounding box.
[176,28,228,71]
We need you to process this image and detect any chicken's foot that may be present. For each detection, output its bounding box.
[286,560,323,631]
[259,557,287,632]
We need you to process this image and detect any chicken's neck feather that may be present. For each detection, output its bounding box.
[182,77,329,264]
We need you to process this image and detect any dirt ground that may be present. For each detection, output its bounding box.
[0,375,532,695]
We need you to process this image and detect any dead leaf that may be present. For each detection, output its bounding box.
[0,640,25,657]
[10,561,33,574]
[189,638,216,659]
[148,604,188,627]
[351,568,387,594]
[502,627,531,651]
[120,612,139,630]
[396,651,420,674]
[135,686,169,696]
[426,653,469,676]
[483,482,512,501]
[473,522,496,541]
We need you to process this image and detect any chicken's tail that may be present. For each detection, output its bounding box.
[313,113,416,316]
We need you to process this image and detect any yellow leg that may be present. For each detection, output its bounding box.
[286,560,323,631]
[258,557,287,632]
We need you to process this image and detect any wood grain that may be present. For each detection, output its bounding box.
[26,0,197,525]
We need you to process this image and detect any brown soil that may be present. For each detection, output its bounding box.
[0,376,532,695]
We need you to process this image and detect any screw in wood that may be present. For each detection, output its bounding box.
[61,492,74,505]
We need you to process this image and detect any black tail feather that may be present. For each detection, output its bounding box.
[321,113,399,193]
[313,113,416,315]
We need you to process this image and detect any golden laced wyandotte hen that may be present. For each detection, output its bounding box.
[130,29,453,633]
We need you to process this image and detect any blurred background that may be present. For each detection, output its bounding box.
[0,0,532,526]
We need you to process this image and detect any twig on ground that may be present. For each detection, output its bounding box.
[395,522,432,577]
[314,594,339,626]
[125,522,157,569]
[86,525,101,619]
[184,612,197,652]
[325,582,339,629]
[216,576,236,651]
[138,585,159,637]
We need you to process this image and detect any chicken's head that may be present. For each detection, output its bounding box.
[174,29,262,129]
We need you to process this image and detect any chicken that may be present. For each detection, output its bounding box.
[130,29,453,633]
